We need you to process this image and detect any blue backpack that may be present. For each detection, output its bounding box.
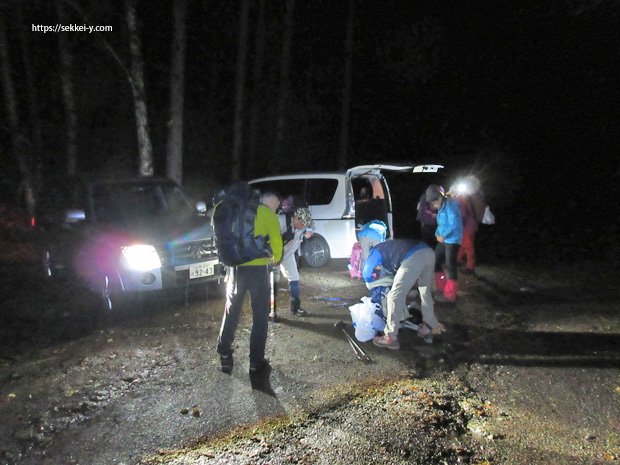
[211,181,272,266]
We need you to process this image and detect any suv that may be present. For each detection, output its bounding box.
[249,164,443,267]
[38,177,225,310]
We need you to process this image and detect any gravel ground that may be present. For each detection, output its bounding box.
[1,255,619,465]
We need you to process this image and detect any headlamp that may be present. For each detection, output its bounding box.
[121,244,161,271]
[456,182,469,195]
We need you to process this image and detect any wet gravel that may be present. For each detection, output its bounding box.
[1,257,619,465]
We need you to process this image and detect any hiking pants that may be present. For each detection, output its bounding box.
[435,242,460,280]
[217,265,270,366]
[457,230,476,270]
[385,247,438,337]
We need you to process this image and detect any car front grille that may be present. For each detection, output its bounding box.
[156,239,218,267]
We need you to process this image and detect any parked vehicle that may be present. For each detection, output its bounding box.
[38,177,225,311]
[249,164,443,267]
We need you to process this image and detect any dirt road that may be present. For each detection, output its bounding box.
[1,258,619,465]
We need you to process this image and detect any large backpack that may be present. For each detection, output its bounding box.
[348,242,363,280]
[470,191,488,223]
[211,181,272,266]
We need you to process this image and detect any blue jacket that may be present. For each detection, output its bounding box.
[436,198,463,245]
[362,239,429,282]
[357,220,387,242]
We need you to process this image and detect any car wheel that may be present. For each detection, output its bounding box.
[301,235,330,268]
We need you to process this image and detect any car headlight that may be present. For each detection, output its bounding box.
[121,245,161,271]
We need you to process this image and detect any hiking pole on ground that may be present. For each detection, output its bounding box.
[334,321,372,363]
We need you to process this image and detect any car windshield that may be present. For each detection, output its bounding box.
[91,182,194,222]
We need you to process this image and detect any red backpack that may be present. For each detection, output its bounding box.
[348,242,363,279]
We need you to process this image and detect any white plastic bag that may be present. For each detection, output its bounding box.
[482,205,495,225]
[349,297,381,342]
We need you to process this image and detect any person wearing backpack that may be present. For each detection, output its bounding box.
[215,188,283,377]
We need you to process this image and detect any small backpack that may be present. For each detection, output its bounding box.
[211,181,272,266]
[348,242,363,279]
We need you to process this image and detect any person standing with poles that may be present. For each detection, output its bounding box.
[216,190,282,377]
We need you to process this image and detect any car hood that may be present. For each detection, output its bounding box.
[95,214,212,246]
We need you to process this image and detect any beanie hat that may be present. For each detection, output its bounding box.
[425,184,445,202]
[294,207,314,228]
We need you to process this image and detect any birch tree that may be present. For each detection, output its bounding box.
[166,0,187,185]
[125,0,154,177]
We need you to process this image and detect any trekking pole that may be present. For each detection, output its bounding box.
[269,265,278,322]
[334,321,372,363]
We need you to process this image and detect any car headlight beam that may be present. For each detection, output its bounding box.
[121,245,161,271]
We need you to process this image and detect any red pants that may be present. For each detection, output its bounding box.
[457,231,476,270]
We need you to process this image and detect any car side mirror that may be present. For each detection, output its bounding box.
[196,201,207,215]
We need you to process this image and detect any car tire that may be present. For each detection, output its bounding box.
[301,235,331,268]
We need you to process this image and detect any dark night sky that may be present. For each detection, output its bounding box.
[1,1,619,251]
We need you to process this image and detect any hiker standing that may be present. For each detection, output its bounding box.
[279,207,314,317]
[425,184,462,302]
[216,190,282,376]
[363,239,443,349]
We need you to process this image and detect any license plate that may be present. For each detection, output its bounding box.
[189,261,215,279]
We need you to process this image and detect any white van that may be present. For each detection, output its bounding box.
[249,164,443,267]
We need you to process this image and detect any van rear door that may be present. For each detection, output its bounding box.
[346,164,444,237]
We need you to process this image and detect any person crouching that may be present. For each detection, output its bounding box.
[363,239,444,349]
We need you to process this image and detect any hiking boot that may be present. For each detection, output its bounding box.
[269,311,279,323]
[220,354,234,374]
[249,358,271,376]
[372,334,400,350]
[417,323,433,344]
[291,308,309,317]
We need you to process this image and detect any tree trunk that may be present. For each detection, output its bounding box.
[125,0,154,177]
[166,0,187,185]
[246,0,266,178]
[0,16,36,221]
[230,0,251,181]
[273,0,295,169]
[16,3,43,185]
[337,0,354,170]
[56,1,79,177]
